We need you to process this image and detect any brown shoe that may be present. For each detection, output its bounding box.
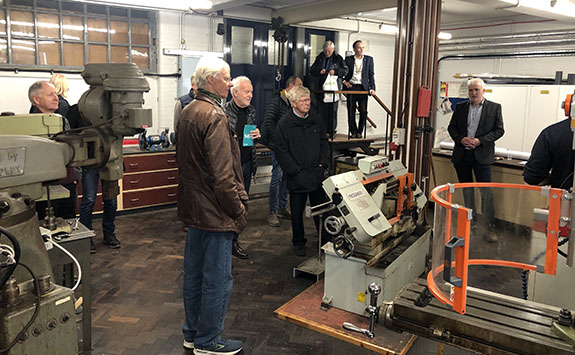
[268,214,280,227]
[484,231,498,243]
[277,208,291,219]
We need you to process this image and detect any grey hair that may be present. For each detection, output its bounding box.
[287,86,310,103]
[286,76,300,87]
[28,80,51,104]
[231,76,251,94]
[323,41,335,50]
[468,77,485,89]
[194,57,230,89]
[190,73,197,86]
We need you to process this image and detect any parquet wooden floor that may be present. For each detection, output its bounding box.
[87,197,381,355]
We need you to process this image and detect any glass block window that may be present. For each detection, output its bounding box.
[0,0,154,70]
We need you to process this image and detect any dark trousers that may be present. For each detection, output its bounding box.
[289,188,330,247]
[346,84,368,136]
[320,101,338,137]
[236,159,254,244]
[454,150,495,228]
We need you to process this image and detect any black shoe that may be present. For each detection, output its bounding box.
[355,132,362,138]
[294,245,306,257]
[232,242,248,259]
[90,239,97,254]
[103,234,121,249]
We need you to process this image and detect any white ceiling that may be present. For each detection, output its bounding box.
[231,0,575,28]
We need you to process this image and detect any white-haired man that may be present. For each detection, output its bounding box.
[448,78,504,242]
[223,76,260,259]
[273,86,330,257]
[176,57,247,355]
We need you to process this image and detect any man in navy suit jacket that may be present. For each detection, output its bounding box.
[448,78,504,242]
[343,40,376,138]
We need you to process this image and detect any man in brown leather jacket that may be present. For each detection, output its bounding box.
[176,57,247,355]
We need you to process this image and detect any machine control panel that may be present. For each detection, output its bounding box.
[358,156,389,175]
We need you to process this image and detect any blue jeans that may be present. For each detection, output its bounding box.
[79,168,117,237]
[269,152,288,214]
[183,228,234,347]
[241,160,253,194]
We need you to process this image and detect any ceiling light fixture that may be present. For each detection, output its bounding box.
[438,32,452,40]
[499,0,575,18]
[190,0,212,10]
[379,24,398,34]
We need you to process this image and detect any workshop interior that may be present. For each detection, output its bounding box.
[1,0,575,354]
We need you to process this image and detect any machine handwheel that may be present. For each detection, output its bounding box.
[333,235,354,259]
[324,216,343,235]
[160,129,170,148]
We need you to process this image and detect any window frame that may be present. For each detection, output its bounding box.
[0,0,155,72]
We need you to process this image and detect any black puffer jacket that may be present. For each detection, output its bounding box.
[260,89,290,149]
[273,110,329,193]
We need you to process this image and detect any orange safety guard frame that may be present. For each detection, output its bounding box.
[427,182,563,314]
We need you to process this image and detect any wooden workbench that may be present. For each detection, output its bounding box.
[275,282,416,354]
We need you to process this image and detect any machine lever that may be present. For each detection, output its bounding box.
[343,322,373,338]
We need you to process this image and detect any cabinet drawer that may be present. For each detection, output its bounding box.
[123,186,178,209]
[124,153,177,173]
[123,170,178,191]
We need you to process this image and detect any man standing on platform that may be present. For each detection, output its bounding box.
[177,57,247,355]
[343,40,376,138]
[448,78,504,242]
[310,41,348,138]
[260,76,302,227]
[223,76,259,259]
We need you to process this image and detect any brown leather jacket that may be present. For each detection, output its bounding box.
[176,92,248,233]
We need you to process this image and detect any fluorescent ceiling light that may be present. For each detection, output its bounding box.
[438,32,452,40]
[190,0,212,10]
[499,0,575,18]
[379,24,398,34]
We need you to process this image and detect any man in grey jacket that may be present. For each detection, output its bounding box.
[176,57,247,355]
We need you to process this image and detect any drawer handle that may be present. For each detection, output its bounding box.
[167,176,176,181]
[130,180,140,184]
[166,159,176,164]
[130,198,140,202]
[129,163,139,167]
[167,193,176,197]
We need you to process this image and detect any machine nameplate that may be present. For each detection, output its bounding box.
[347,190,370,210]
[0,146,25,177]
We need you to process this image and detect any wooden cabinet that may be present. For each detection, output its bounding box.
[76,148,178,213]
[121,150,178,211]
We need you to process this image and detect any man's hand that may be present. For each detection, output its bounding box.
[461,137,480,149]
[328,70,335,75]
[343,81,352,89]
[369,89,375,95]
[249,128,261,140]
[320,69,326,75]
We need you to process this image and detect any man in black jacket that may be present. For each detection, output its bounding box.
[448,78,504,242]
[173,73,197,133]
[274,86,330,257]
[260,76,302,227]
[223,76,259,259]
[343,40,376,138]
[310,41,348,137]
[524,118,574,189]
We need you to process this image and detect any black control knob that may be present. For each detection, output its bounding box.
[0,200,9,214]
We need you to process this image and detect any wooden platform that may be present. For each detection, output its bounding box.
[275,281,416,354]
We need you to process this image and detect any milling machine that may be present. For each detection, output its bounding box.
[320,155,430,317]
[0,63,152,355]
